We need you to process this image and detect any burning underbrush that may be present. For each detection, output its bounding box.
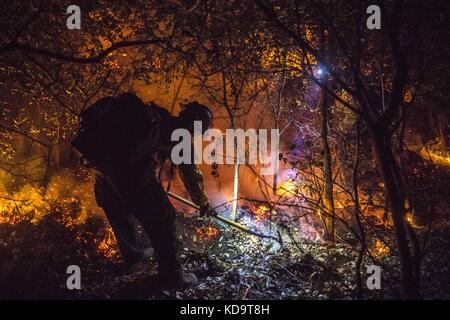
[0,194,355,299]
[0,167,102,225]
[0,211,119,299]
[0,193,449,299]
[0,170,400,300]
[0,155,449,299]
[82,209,359,300]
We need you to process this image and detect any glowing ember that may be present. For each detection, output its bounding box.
[253,205,270,221]
[194,225,220,241]
[373,239,390,257]
[405,212,417,228]
[96,227,119,259]
[369,208,393,228]
[0,184,50,225]
[420,149,450,167]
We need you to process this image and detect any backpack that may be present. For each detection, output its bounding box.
[71,93,160,167]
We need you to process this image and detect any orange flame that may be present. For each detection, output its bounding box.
[96,227,119,259]
[0,170,119,260]
[420,149,450,167]
[373,239,390,257]
[276,179,298,197]
[194,225,220,241]
[253,205,270,221]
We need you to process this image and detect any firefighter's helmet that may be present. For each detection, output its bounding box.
[179,101,213,130]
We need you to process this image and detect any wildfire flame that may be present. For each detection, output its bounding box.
[276,179,297,197]
[194,225,220,241]
[420,148,450,167]
[373,239,390,257]
[405,212,418,228]
[253,205,270,221]
[0,170,119,260]
[0,184,51,225]
[96,227,119,259]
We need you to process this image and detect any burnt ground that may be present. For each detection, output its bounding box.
[0,205,449,300]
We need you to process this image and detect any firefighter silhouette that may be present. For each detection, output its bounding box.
[72,93,213,287]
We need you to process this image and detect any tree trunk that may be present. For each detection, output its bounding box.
[318,19,335,241]
[368,123,420,299]
[320,82,335,241]
[353,119,365,299]
[231,160,239,220]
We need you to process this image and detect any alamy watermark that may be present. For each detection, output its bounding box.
[366,5,381,30]
[366,264,381,290]
[66,264,81,290]
[66,5,81,30]
[171,121,280,175]
[68,4,380,31]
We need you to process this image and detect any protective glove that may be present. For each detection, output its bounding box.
[199,202,214,217]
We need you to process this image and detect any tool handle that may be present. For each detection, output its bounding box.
[166,191,281,243]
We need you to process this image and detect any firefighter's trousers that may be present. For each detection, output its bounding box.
[94,168,181,276]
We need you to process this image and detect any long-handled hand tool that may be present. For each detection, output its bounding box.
[166,191,281,244]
